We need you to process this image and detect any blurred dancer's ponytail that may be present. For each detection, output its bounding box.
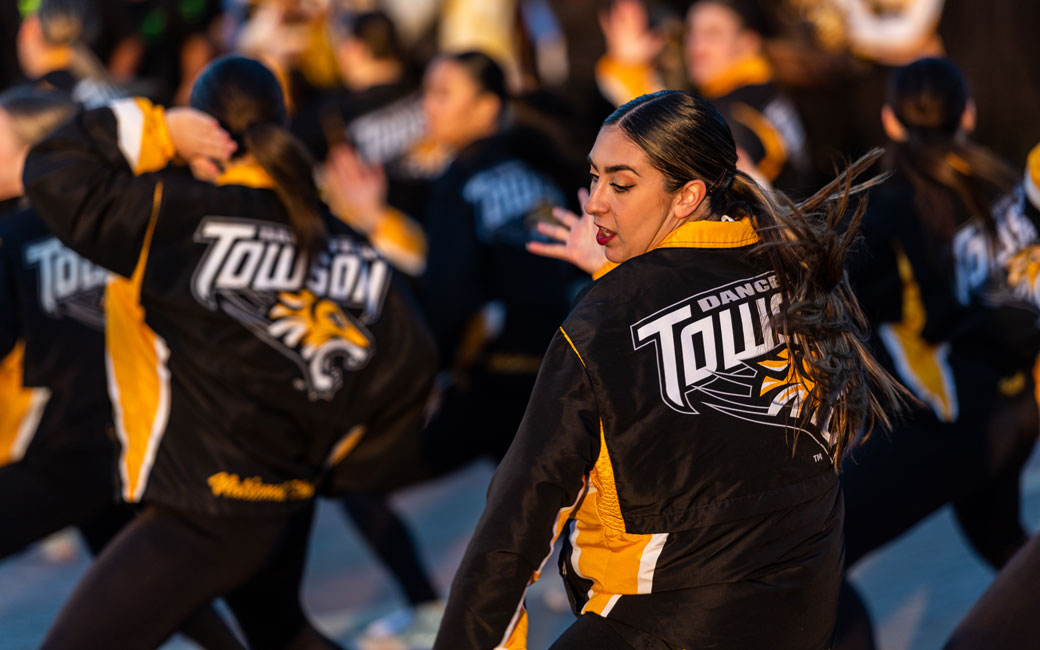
[0,87,76,146]
[605,90,908,465]
[190,55,326,258]
[886,58,1016,241]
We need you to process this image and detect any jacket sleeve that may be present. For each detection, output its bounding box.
[0,229,18,359]
[895,205,964,343]
[433,328,599,650]
[22,98,176,278]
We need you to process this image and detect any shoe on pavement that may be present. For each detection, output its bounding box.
[355,600,446,650]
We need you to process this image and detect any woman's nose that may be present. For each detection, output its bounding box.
[584,183,607,215]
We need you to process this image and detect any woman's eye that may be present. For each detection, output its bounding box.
[589,173,599,184]
[611,183,632,193]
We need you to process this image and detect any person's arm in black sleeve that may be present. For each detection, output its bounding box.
[22,99,180,277]
[848,201,904,328]
[895,207,964,343]
[0,227,18,360]
[419,185,482,364]
[433,327,599,650]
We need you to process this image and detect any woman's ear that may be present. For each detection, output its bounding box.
[673,179,708,220]
[960,98,977,136]
[881,105,906,142]
[474,94,502,132]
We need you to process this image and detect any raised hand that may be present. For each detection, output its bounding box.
[323,144,388,234]
[599,0,665,65]
[164,108,236,164]
[527,188,608,276]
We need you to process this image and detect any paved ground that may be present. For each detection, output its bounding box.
[3,450,1040,650]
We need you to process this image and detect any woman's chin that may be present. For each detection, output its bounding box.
[604,247,627,264]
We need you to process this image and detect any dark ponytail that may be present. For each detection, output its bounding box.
[887,58,1017,242]
[606,90,908,465]
[190,55,326,258]
[445,51,508,106]
[742,152,910,464]
[244,122,326,258]
[37,0,111,87]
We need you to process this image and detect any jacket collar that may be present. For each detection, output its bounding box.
[655,217,759,249]
[216,163,276,189]
[592,218,758,279]
[698,54,773,100]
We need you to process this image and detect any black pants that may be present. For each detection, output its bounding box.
[333,366,537,611]
[943,531,1040,649]
[421,366,537,475]
[41,502,341,650]
[0,447,125,558]
[834,387,1037,650]
[340,492,438,607]
[0,450,246,650]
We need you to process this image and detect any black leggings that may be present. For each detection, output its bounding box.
[0,448,124,559]
[421,367,537,475]
[0,451,246,650]
[40,502,341,650]
[834,388,1037,650]
[333,368,538,611]
[340,492,438,606]
[943,531,1040,649]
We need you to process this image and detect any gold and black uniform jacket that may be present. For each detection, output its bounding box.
[701,56,812,193]
[849,172,1040,424]
[435,220,843,650]
[23,100,436,515]
[0,206,112,466]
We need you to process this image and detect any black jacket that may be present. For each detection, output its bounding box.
[849,171,1040,423]
[420,131,583,371]
[0,205,112,466]
[702,56,812,193]
[435,219,843,650]
[24,98,436,515]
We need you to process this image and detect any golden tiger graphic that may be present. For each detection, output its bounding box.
[1006,245,1040,308]
[267,290,374,397]
[759,347,817,420]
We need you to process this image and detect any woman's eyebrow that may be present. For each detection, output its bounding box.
[587,157,641,176]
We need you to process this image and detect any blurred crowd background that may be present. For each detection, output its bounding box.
[3,0,1040,194]
[6,1,1040,649]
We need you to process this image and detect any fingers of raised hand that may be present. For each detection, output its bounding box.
[536,220,572,244]
[551,206,579,229]
[526,240,571,262]
[167,108,235,161]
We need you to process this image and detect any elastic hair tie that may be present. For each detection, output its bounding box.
[707,169,735,196]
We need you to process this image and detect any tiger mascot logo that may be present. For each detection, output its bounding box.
[191,219,391,401]
[267,290,374,398]
[1005,246,1040,308]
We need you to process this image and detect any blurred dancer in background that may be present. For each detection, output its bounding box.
[24,55,435,649]
[838,57,1040,650]
[595,0,811,191]
[0,86,245,650]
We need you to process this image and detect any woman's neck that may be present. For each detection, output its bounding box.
[28,46,74,78]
